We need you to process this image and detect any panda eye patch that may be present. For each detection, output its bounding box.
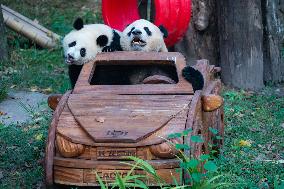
[127,27,135,36]
[68,41,76,47]
[144,27,152,36]
[80,48,86,57]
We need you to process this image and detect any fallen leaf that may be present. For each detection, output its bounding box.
[30,86,39,92]
[35,133,43,141]
[96,117,105,123]
[0,111,7,116]
[42,87,53,93]
[238,140,252,147]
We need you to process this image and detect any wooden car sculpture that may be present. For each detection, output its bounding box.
[45,51,224,187]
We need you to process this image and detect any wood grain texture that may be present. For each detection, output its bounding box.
[202,94,223,112]
[73,52,194,94]
[202,80,225,151]
[68,94,191,143]
[175,0,219,66]
[57,96,190,147]
[53,157,180,169]
[47,94,62,111]
[149,138,182,159]
[142,75,176,84]
[45,90,71,187]
[56,135,85,158]
[54,166,180,186]
[218,0,264,90]
[54,166,83,185]
[263,0,284,83]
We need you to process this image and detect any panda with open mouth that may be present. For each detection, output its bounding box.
[62,18,122,88]
[121,19,168,52]
[121,19,204,91]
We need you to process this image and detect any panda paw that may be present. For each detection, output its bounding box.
[182,66,204,92]
[102,46,115,52]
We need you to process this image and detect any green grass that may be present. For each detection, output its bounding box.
[0,113,51,188]
[0,0,284,188]
[218,89,284,188]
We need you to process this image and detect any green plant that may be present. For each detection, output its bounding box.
[94,129,232,189]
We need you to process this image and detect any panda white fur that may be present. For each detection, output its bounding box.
[121,19,204,91]
[62,18,122,88]
[120,19,168,52]
[120,19,170,84]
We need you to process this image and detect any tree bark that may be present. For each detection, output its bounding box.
[262,0,284,83]
[217,0,264,90]
[0,9,8,61]
[174,0,219,66]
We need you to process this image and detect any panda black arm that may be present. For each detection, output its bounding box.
[182,66,204,92]
[68,64,83,89]
[102,30,122,52]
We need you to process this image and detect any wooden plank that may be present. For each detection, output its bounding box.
[73,83,194,95]
[97,147,136,160]
[54,166,83,184]
[45,91,71,187]
[56,106,189,147]
[53,157,180,170]
[67,94,191,143]
[78,146,97,160]
[146,169,181,185]
[73,52,194,94]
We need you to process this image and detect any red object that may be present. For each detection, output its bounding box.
[102,0,191,47]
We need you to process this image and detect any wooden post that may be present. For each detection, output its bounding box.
[0,8,7,61]
[217,0,264,90]
[262,0,284,83]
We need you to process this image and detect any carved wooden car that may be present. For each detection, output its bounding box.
[45,51,224,187]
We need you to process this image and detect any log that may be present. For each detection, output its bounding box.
[217,0,264,90]
[1,4,61,49]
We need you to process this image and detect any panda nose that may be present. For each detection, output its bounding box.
[132,29,142,35]
[67,54,74,60]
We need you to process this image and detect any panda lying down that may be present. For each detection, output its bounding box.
[120,19,204,90]
[62,18,203,91]
[62,18,122,88]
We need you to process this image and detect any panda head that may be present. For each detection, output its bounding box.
[62,18,110,65]
[121,19,168,52]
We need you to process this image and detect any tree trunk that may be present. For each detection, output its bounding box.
[217,0,264,90]
[0,9,8,61]
[262,0,284,83]
[174,0,219,66]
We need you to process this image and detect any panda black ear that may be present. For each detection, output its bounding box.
[159,25,168,38]
[73,18,84,30]
[97,35,108,47]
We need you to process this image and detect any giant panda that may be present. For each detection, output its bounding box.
[120,19,168,52]
[62,18,122,88]
[120,19,204,91]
